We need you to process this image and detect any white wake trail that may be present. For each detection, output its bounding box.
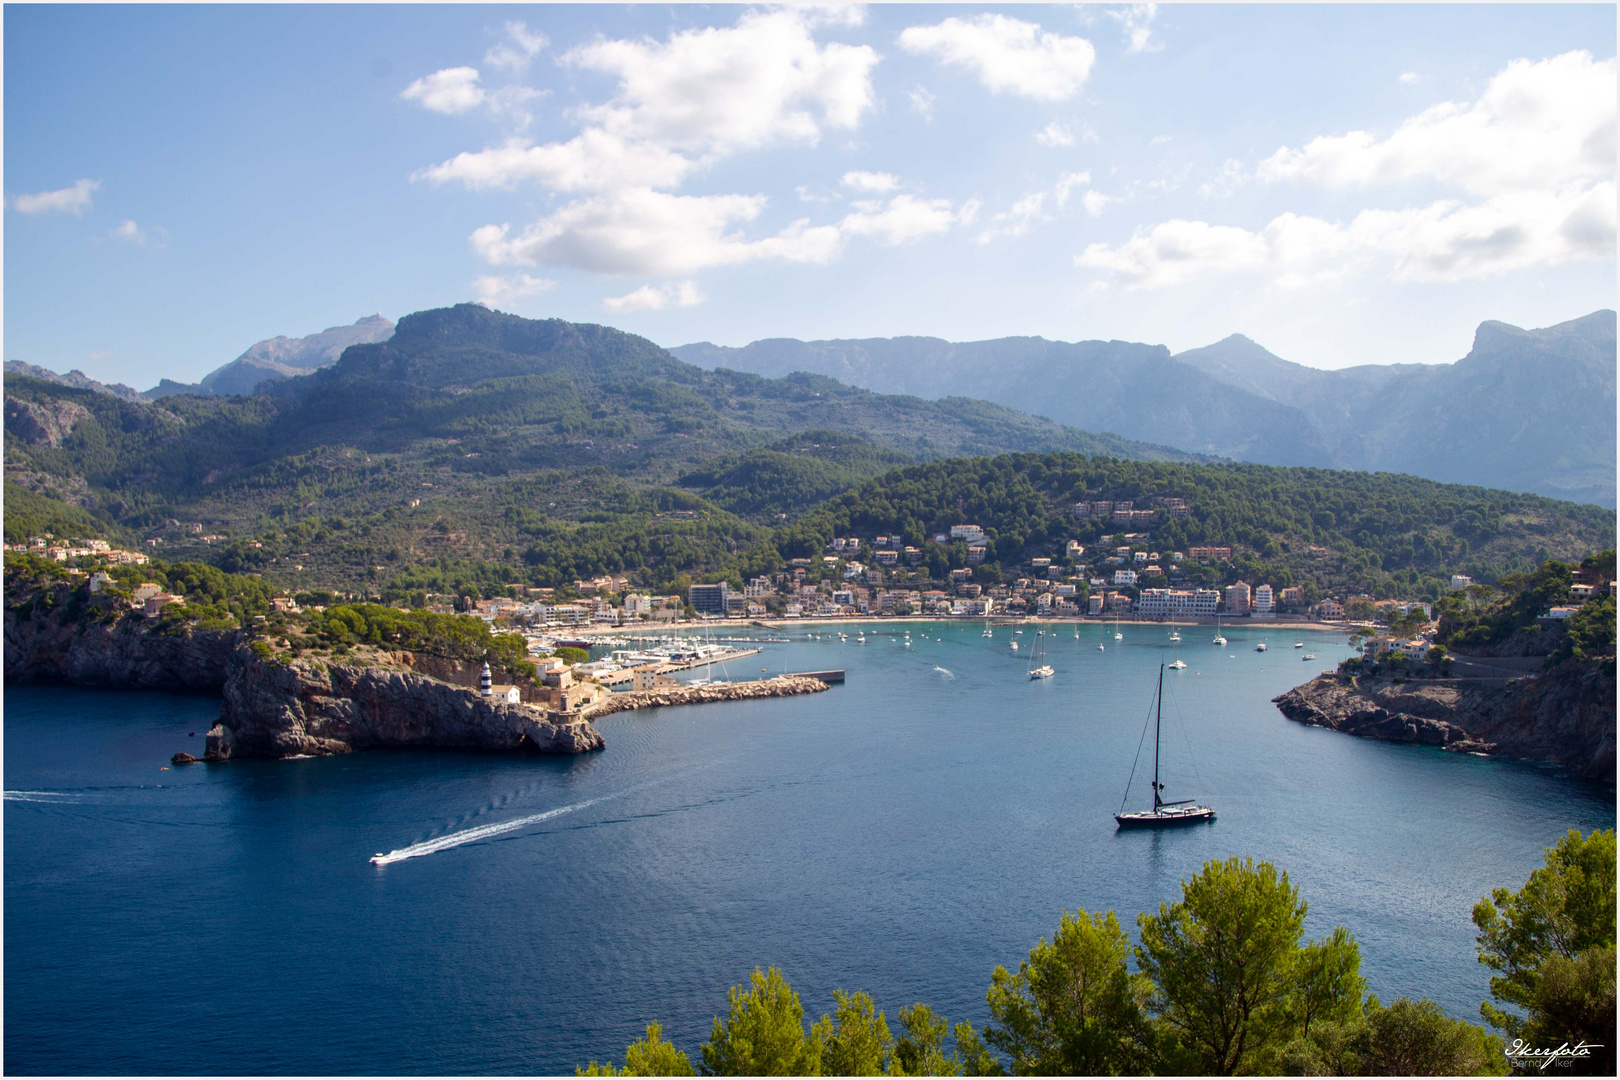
[933,666,955,680]
[370,794,617,865]
[4,790,83,803]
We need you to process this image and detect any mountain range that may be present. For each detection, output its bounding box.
[6,305,1609,601]
[673,310,1617,507]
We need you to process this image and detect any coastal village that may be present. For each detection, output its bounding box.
[17,490,1612,685]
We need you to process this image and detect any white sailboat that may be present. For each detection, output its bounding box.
[1029,630,1054,679]
[1212,614,1227,647]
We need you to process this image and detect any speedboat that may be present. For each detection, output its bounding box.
[1167,659,1188,669]
[1293,642,1305,649]
[1255,643,1268,652]
[1303,653,1317,660]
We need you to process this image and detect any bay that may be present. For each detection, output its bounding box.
[5,622,1613,1074]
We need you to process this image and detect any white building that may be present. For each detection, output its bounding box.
[1253,584,1275,616]
[950,524,986,544]
[622,593,653,617]
[1450,575,1473,592]
[1113,569,1138,586]
[1135,588,1220,618]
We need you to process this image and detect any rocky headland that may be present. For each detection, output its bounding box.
[4,587,600,759]
[6,578,833,762]
[1273,661,1615,782]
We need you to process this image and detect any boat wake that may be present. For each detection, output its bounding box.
[3,790,83,803]
[933,666,955,680]
[370,793,619,865]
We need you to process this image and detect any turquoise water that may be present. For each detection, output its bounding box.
[5,623,1613,1074]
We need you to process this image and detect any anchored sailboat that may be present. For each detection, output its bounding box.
[1115,664,1215,829]
[1029,630,1054,680]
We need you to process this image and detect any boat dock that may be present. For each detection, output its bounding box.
[595,647,764,687]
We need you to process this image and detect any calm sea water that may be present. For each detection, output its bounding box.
[5,623,1613,1075]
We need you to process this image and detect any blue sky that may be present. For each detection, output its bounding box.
[5,4,1614,388]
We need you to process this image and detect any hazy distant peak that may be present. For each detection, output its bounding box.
[196,313,397,396]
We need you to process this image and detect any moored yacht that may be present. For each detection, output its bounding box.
[1115,664,1215,829]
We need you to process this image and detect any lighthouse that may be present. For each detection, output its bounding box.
[479,661,493,697]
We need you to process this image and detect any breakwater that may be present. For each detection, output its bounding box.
[586,675,831,719]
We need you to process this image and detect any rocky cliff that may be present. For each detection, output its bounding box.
[213,650,601,758]
[4,597,240,692]
[1273,662,1615,782]
[5,586,600,759]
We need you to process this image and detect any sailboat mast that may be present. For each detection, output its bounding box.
[1153,663,1164,809]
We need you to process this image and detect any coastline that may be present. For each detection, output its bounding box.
[583,615,1353,636]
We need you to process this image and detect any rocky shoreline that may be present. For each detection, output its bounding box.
[1273,661,1615,782]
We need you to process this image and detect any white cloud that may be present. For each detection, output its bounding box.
[842,170,899,193]
[1084,51,1616,291]
[1106,4,1162,55]
[899,14,1096,102]
[417,130,694,192]
[1053,171,1091,209]
[1081,190,1113,217]
[472,273,558,307]
[566,9,879,159]
[107,219,167,246]
[1035,121,1075,148]
[13,178,99,215]
[1149,134,1172,146]
[977,192,1046,244]
[485,21,548,73]
[1259,51,1615,197]
[421,9,980,283]
[470,188,842,275]
[800,4,868,29]
[603,280,707,312]
[841,194,961,245]
[980,171,1097,243]
[401,67,487,114]
[1198,158,1247,199]
[1399,71,1418,84]
[1077,183,1615,288]
[906,85,937,120]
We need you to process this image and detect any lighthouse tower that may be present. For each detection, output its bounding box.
[479,661,493,697]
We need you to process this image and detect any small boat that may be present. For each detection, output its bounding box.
[857,633,866,643]
[1169,631,1182,642]
[1115,664,1216,829]
[1167,659,1188,670]
[1029,631,1054,680]
[1010,640,1019,652]
[1212,614,1227,646]
[1293,642,1305,649]
[1097,643,1106,651]
[1255,643,1268,652]
[982,629,993,638]
[1303,653,1317,660]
